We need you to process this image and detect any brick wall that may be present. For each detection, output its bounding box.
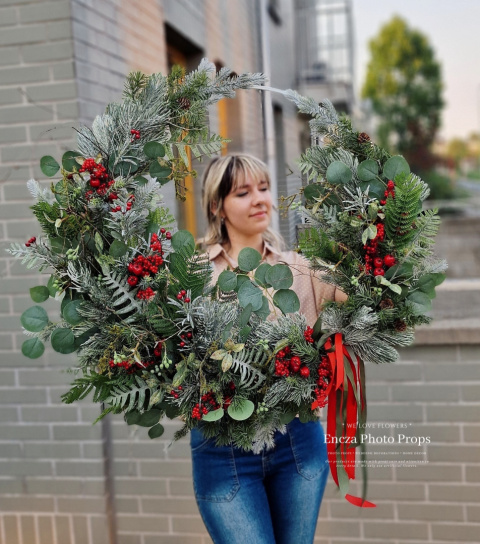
[1,1,479,544]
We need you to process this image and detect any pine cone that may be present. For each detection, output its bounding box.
[358,132,371,144]
[394,319,407,332]
[178,97,191,110]
[380,298,394,310]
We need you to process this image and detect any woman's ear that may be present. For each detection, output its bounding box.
[210,201,218,216]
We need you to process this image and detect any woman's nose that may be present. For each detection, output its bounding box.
[252,188,265,205]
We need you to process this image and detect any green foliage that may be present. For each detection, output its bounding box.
[384,173,423,247]
[105,375,158,412]
[362,16,443,166]
[168,250,212,301]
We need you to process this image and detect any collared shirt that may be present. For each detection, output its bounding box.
[204,242,339,327]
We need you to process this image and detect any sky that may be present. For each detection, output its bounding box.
[353,0,480,141]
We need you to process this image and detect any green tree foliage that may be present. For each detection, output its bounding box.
[362,16,443,170]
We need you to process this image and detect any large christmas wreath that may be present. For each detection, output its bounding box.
[8,60,445,506]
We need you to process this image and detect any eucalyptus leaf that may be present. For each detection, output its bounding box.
[238,304,253,328]
[273,289,300,314]
[265,264,293,290]
[62,151,81,172]
[21,306,49,332]
[148,423,165,439]
[125,410,141,425]
[30,286,50,303]
[171,230,195,256]
[109,240,128,258]
[149,160,171,181]
[136,409,162,427]
[51,327,76,354]
[326,161,352,185]
[21,337,45,359]
[227,399,255,421]
[203,408,224,422]
[238,247,262,272]
[357,159,379,181]
[218,270,237,292]
[63,300,83,325]
[406,291,432,315]
[383,155,410,181]
[359,179,385,200]
[47,275,58,297]
[237,281,263,311]
[143,141,166,159]
[40,155,60,177]
[255,296,271,320]
[254,262,272,287]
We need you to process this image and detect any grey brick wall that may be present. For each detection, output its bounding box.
[1,1,479,544]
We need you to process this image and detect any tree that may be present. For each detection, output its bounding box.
[362,16,444,171]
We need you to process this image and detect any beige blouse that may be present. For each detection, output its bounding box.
[205,242,342,327]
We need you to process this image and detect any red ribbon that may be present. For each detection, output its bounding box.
[322,333,376,508]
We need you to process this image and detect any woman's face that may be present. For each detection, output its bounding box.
[220,173,272,240]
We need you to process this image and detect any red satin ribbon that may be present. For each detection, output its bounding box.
[322,333,376,508]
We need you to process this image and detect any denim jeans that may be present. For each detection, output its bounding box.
[190,418,329,544]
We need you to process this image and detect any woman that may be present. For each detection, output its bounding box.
[191,154,345,544]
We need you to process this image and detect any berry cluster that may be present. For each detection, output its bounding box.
[169,385,183,399]
[312,356,332,408]
[111,194,135,213]
[304,326,314,344]
[275,347,310,378]
[136,287,155,300]
[191,391,220,420]
[178,331,192,348]
[176,290,191,304]
[380,180,395,206]
[79,158,115,199]
[130,129,141,142]
[363,180,398,275]
[25,236,36,247]
[126,232,168,299]
[364,222,385,275]
[109,358,155,374]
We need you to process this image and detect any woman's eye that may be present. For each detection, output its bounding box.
[236,192,248,197]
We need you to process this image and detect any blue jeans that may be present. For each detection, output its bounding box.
[190,418,329,544]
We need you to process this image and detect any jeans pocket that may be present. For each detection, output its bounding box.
[190,427,210,452]
[288,419,328,481]
[191,438,240,502]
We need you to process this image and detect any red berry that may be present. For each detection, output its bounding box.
[176,293,183,300]
[184,297,190,303]
[25,242,31,247]
[179,341,185,347]
[383,255,396,267]
[165,232,172,239]
[300,367,310,378]
[160,228,166,234]
[180,290,186,296]
[374,268,385,276]
[387,180,395,189]
[127,276,138,287]
[373,257,384,268]
[187,332,192,339]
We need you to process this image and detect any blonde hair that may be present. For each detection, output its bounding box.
[201,153,285,251]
